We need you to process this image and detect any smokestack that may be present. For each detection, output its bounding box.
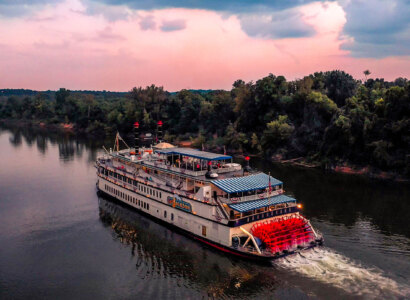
[157,120,163,143]
[133,121,139,153]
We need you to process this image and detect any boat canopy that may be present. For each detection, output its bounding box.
[154,142,175,149]
[228,195,296,213]
[212,173,282,193]
[155,147,232,161]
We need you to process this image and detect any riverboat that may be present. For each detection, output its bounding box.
[95,127,323,261]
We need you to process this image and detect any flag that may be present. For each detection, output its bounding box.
[223,145,226,155]
[268,172,272,193]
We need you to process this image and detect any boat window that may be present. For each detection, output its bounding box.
[171,213,174,221]
[202,226,207,237]
[147,204,149,210]
[164,211,167,218]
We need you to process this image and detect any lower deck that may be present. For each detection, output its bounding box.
[98,176,233,247]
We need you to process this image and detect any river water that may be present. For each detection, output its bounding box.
[0,126,409,299]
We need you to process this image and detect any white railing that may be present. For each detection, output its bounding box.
[143,160,241,177]
[218,190,284,204]
[143,161,208,177]
[99,170,216,206]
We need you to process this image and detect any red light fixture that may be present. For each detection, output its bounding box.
[133,122,139,128]
[157,120,163,127]
[245,156,250,161]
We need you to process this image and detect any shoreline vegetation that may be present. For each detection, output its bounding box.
[1,70,409,181]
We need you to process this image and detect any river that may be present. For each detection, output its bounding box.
[0,126,409,299]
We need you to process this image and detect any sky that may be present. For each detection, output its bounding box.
[0,0,409,91]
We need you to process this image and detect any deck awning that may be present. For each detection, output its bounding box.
[155,147,232,161]
[228,195,296,212]
[212,173,282,193]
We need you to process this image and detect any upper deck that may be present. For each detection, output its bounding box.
[110,146,243,181]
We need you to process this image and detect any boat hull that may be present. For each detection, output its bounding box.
[96,186,322,263]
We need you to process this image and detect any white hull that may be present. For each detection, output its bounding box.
[98,176,234,247]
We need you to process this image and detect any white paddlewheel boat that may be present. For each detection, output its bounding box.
[95,128,323,261]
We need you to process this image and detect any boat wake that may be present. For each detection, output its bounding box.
[274,247,410,299]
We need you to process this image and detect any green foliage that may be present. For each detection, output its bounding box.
[0,72,409,176]
[261,115,294,152]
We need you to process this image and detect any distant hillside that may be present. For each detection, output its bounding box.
[0,89,128,98]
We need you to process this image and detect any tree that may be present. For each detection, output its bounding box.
[363,70,371,81]
[261,115,294,151]
[55,88,70,116]
[323,70,358,107]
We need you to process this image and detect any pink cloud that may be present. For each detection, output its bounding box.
[0,0,408,91]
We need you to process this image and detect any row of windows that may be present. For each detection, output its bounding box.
[100,168,162,200]
[105,184,150,211]
[100,168,139,187]
[138,184,162,199]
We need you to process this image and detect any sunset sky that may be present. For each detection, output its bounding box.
[0,0,409,91]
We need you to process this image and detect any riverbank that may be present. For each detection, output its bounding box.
[1,119,408,182]
[274,156,409,182]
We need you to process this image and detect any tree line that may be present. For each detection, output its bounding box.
[1,71,409,176]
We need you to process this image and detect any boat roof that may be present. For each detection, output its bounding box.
[228,195,296,212]
[154,142,175,149]
[212,173,282,193]
[155,147,232,161]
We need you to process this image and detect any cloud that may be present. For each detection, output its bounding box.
[0,1,61,17]
[83,0,133,21]
[239,8,315,39]
[93,0,327,13]
[139,15,155,30]
[96,26,126,40]
[341,0,410,57]
[160,19,186,32]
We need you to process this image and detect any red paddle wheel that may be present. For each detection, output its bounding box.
[251,214,315,253]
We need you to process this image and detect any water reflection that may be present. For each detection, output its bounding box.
[1,125,409,299]
[1,124,106,163]
[97,196,282,299]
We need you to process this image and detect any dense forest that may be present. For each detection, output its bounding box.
[1,71,409,177]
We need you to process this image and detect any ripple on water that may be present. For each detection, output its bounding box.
[274,247,410,299]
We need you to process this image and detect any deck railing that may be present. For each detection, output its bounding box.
[98,164,217,206]
[218,190,284,204]
[143,160,241,177]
